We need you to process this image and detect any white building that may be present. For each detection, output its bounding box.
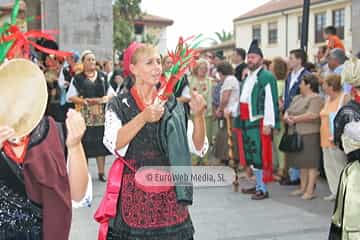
[233,0,352,61]
[134,13,174,54]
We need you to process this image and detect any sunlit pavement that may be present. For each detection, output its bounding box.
[70,155,333,240]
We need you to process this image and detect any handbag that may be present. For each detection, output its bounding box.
[279,124,303,152]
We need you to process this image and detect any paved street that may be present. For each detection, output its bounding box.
[70,156,333,240]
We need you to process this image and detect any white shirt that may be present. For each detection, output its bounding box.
[240,67,262,103]
[66,159,92,208]
[289,67,305,91]
[220,75,240,116]
[66,76,116,102]
[103,110,209,158]
[239,67,276,127]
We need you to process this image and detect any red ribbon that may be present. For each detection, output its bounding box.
[233,128,247,168]
[2,25,71,59]
[260,119,273,183]
[94,153,135,240]
[352,86,360,103]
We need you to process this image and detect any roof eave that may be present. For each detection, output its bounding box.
[233,0,331,23]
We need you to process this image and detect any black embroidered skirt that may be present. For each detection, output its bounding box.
[107,174,194,240]
[82,126,110,158]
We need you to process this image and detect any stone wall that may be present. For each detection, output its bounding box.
[42,0,113,60]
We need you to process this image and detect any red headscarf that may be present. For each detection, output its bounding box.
[352,86,360,103]
[123,42,144,77]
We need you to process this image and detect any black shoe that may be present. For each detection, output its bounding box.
[241,187,257,195]
[98,173,106,182]
[251,191,269,200]
[279,177,300,186]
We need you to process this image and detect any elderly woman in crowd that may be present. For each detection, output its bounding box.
[284,74,324,200]
[214,61,240,165]
[67,50,116,182]
[190,59,213,165]
[320,74,349,201]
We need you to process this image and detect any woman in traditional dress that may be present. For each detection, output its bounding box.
[95,43,208,240]
[0,59,90,240]
[109,69,125,94]
[67,50,116,182]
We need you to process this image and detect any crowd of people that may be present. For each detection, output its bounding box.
[1,1,360,236]
[29,22,360,239]
[41,24,357,203]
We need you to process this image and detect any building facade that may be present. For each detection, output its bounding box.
[200,40,235,62]
[133,13,173,54]
[233,0,352,61]
[352,0,360,54]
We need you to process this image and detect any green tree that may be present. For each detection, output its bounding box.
[213,30,233,44]
[141,33,159,45]
[113,0,142,51]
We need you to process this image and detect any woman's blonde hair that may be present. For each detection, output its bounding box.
[192,59,209,77]
[131,44,158,65]
[325,74,342,92]
[161,55,171,67]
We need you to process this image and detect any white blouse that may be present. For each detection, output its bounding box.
[68,164,93,209]
[103,109,209,158]
[66,77,116,103]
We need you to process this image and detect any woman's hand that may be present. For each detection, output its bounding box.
[286,116,296,125]
[284,113,295,125]
[84,98,103,105]
[215,108,223,118]
[189,91,206,117]
[142,104,165,123]
[0,126,15,150]
[224,109,231,119]
[65,109,86,149]
[263,126,272,136]
[278,99,284,112]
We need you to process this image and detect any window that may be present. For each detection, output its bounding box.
[333,8,345,39]
[268,21,278,44]
[315,12,326,43]
[252,25,261,44]
[298,16,302,41]
[134,24,144,35]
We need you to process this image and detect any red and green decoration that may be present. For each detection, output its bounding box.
[0,0,71,63]
[156,35,203,103]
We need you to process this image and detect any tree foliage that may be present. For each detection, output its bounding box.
[113,0,142,51]
[213,30,233,44]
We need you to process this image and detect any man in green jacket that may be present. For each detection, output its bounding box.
[233,40,280,200]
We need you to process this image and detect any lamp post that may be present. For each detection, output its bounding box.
[300,0,311,53]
